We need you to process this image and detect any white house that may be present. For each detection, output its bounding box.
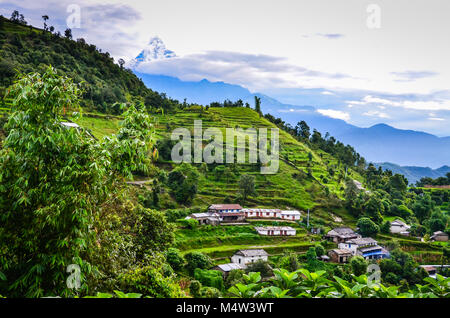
[254,226,296,236]
[338,237,378,255]
[390,219,411,234]
[242,208,281,218]
[231,249,268,266]
[280,210,301,221]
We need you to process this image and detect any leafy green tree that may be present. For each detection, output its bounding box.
[304,247,324,272]
[166,248,184,271]
[225,269,245,288]
[245,260,272,278]
[0,67,108,297]
[357,217,380,237]
[279,252,299,272]
[350,256,368,276]
[254,96,261,115]
[315,244,326,257]
[412,193,434,223]
[189,280,202,298]
[136,208,174,255]
[238,174,256,204]
[104,103,155,178]
[184,252,212,274]
[380,220,391,234]
[168,163,200,204]
[363,196,384,224]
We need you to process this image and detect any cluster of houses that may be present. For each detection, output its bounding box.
[185,204,301,236]
[389,219,448,242]
[325,227,390,263]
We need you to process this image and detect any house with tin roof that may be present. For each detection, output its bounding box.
[231,249,268,266]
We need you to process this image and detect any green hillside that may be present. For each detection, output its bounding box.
[0,15,178,114]
[0,15,448,299]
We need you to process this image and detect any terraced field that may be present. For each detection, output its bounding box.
[152,107,363,213]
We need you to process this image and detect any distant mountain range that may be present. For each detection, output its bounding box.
[130,38,450,170]
[374,163,450,185]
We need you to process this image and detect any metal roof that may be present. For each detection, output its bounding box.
[216,263,244,272]
[234,249,268,257]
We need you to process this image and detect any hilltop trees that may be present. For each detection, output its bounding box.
[254,96,261,116]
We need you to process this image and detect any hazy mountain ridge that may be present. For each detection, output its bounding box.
[374,162,450,185]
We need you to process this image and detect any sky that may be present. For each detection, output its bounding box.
[1,0,450,136]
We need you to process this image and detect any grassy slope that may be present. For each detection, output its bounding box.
[68,106,366,259]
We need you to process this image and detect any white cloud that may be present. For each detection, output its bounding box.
[348,95,450,111]
[428,117,445,121]
[363,110,390,119]
[135,50,353,91]
[317,109,350,121]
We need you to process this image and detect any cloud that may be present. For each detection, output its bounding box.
[363,110,390,119]
[317,109,350,121]
[135,50,353,90]
[347,95,450,111]
[316,33,344,39]
[428,117,445,121]
[391,70,438,82]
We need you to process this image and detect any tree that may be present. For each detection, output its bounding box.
[412,193,434,223]
[167,163,199,204]
[166,248,184,271]
[42,15,49,31]
[295,120,310,139]
[136,208,174,255]
[10,10,20,22]
[0,67,108,297]
[225,269,245,288]
[184,252,212,274]
[380,220,391,234]
[245,260,273,278]
[363,196,384,224]
[304,247,324,272]
[350,256,368,276]
[189,280,202,298]
[104,103,155,178]
[357,217,380,237]
[118,58,125,69]
[64,28,72,39]
[238,174,256,204]
[254,96,261,115]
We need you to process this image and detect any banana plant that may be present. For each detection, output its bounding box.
[296,269,332,298]
[227,272,262,298]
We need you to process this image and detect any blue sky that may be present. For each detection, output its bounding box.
[1,0,449,136]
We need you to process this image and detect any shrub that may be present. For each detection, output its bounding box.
[184,252,212,274]
[194,269,224,291]
[350,256,368,276]
[189,280,202,298]
[201,286,222,298]
[357,217,380,237]
[118,266,182,298]
[245,260,273,278]
[166,248,184,271]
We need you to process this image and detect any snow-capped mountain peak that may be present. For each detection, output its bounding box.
[129,37,175,69]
